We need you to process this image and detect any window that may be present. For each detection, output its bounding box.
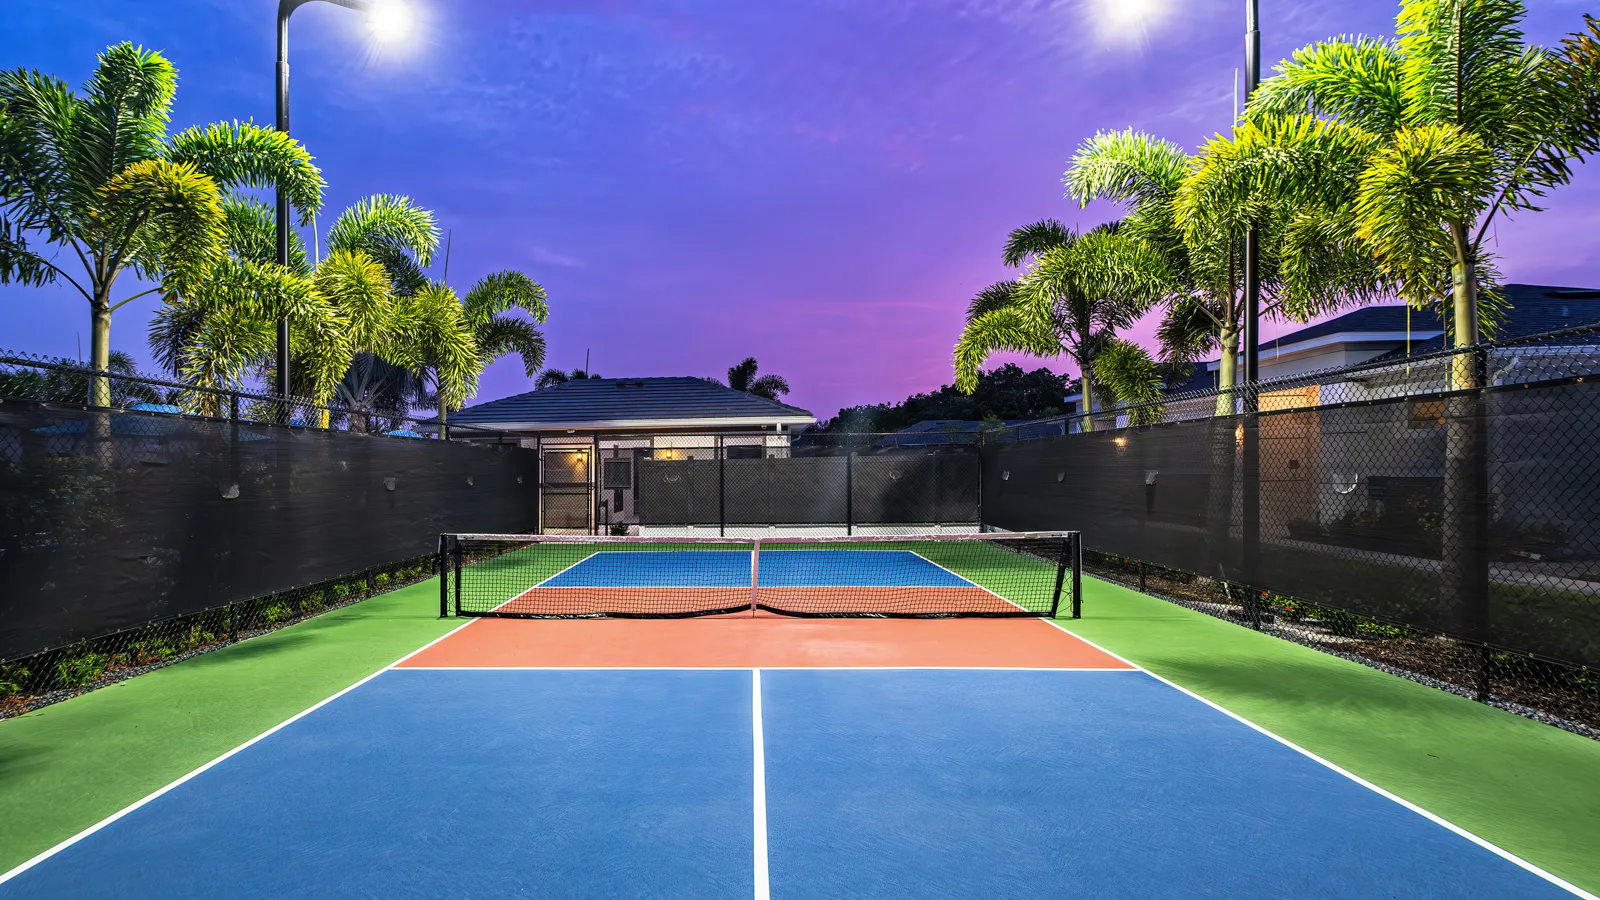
[724,445,763,460]
[1406,399,1444,430]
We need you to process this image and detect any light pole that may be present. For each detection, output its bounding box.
[275,0,412,404]
[1241,0,1261,395]
[1240,0,1263,624]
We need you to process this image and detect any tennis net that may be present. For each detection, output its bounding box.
[440,532,1081,619]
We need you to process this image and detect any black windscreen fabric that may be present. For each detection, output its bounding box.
[634,452,980,527]
[725,457,849,525]
[635,459,721,525]
[0,403,538,660]
[981,382,1600,669]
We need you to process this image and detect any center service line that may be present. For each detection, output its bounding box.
[752,668,771,900]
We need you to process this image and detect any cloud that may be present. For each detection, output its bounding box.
[527,245,585,269]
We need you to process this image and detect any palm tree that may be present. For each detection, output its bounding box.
[953,220,1166,431]
[1181,0,1600,635]
[150,194,482,420]
[1066,130,1386,418]
[727,358,790,400]
[428,270,548,430]
[535,367,599,389]
[0,43,323,409]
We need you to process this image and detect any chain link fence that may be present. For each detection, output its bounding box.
[1,349,539,716]
[982,324,1600,736]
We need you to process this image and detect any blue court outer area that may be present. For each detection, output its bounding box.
[540,549,976,588]
[760,669,1574,900]
[0,670,755,900]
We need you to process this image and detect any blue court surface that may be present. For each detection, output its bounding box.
[0,662,1580,898]
[541,549,976,588]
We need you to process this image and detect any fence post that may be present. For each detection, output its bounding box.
[718,441,727,537]
[1138,559,1147,593]
[228,602,238,642]
[1241,387,1261,624]
[1475,644,1492,702]
[438,534,450,618]
[846,451,854,536]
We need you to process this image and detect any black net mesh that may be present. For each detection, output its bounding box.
[446,533,1079,619]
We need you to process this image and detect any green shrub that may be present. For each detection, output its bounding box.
[0,664,32,693]
[262,602,292,626]
[331,583,350,600]
[374,572,391,588]
[54,652,110,689]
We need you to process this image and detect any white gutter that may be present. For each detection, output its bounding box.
[1205,330,1444,371]
[451,415,817,432]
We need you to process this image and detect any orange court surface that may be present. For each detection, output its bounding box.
[398,615,1134,670]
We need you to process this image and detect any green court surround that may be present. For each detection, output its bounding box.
[1,575,1597,894]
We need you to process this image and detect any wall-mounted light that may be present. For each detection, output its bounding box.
[1113,436,1128,447]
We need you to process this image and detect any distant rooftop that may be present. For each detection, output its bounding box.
[447,376,815,431]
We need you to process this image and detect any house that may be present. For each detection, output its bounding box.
[444,376,815,532]
[1059,284,1600,426]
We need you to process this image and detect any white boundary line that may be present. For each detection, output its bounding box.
[751,669,771,900]
[1035,616,1599,900]
[0,617,480,888]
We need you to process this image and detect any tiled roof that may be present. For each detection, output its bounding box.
[448,376,814,428]
[1370,285,1600,358]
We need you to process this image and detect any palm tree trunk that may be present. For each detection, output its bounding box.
[436,371,449,440]
[1207,321,1242,581]
[1214,324,1240,418]
[88,290,115,456]
[1442,224,1489,642]
[89,294,113,408]
[1079,369,1096,433]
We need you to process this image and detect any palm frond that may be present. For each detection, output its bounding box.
[1064,129,1189,208]
[474,314,547,376]
[749,374,790,400]
[1001,219,1074,267]
[325,194,439,277]
[1093,339,1167,425]
[1249,36,1408,133]
[166,120,324,224]
[462,270,548,326]
[965,281,1020,321]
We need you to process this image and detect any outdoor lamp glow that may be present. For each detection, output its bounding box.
[365,1,414,42]
[1088,0,1170,46]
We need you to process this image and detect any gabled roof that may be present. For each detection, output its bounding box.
[448,376,815,430]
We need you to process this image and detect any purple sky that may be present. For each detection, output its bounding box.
[4,0,1598,420]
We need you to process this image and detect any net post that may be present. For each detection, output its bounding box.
[749,538,761,616]
[1072,532,1084,619]
[438,534,450,618]
[452,536,464,616]
[1049,538,1069,619]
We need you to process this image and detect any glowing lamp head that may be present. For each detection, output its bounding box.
[365,1,414,43]
[1088,0,1170,48]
